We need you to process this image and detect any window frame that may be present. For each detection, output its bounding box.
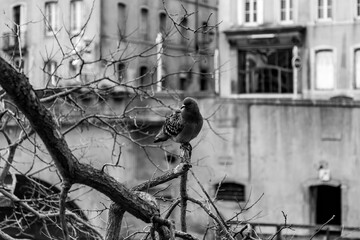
[11,3,27,32]
[159,11,167,34]
[243,0,263,26]
[280,0,293,23]
[354,48,360,89]
[317,0,332,21]
[139,7,149,39]
[117,3,127,37]
[70,0,83,34]
[45,60,58,87]
[44,1,59,35]
[314,49,335,91]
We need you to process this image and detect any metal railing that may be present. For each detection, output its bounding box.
[236,66,293,94]
[227,221,360,240]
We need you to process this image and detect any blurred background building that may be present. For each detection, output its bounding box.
[1,0,360,239]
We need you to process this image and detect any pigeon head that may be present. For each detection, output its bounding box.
[181,97,199,112]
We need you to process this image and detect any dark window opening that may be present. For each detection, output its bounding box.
[214,182,245,202]
[159,12,167,34]
[13,5,21,26]
[310,185,341,226]
[234,48,293,94]
[117,63,125,83]
[200,69,209,91]
[180,17,188,44]
[140,8,149,39]
[139,66,150,89]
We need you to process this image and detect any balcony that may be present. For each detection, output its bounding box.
[2,31,27,55]
[235,66,293,94]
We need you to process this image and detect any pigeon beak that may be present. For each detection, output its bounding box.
[180,104,185,109]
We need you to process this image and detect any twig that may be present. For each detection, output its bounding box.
[60,181,72,240]
[309,215,335,240]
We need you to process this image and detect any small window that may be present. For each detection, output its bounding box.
[214,182,245,202]
[139,66,150,88]
[280,0,293,22]
[118,3,127,37]
[354,49,360,89]
[159,12,167,34]
[200,69,209,91]
[140,8,149,39]
[45,61,58,86]
[245,0,258,23]
[117,63,126,83]
[70,0,83,33]
[317,0,332,20]
[315,49,334,90]
[45,2,58,34]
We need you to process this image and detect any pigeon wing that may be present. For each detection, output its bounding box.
[164,110,184,138]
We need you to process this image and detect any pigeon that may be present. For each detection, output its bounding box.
[154,97,203,145]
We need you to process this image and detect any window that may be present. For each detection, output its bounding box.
[310,185,341,225]
[45,61,58,86]
[12,4,26,32]
[234,48,293,94]
[139,66,150,88]
[244,0,263,24]
[159,12,167,34]
[355,49,360,89]
[315,50,334,90]
[280,0,293,22]
[70,0,82,33]
[117,63,126,83]
[317,0,332,20]
[180,17,188,44]
[117,3,127,37]
[214,182,245,202]
[45,2,58,34]
[140,8,149,39]
[200,69,210,91]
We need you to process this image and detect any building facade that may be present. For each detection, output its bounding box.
[214,0,360,238]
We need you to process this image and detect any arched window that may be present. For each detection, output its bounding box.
[139,66,150,88]
[214,182,245,202]
[159,12,167,34]
[117,3,127,37]
[140,8,149,39]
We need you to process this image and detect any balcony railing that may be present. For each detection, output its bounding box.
[234,66,293,94]
[2,31,27,53]
[226,221,360,240]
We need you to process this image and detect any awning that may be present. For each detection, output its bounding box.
[224,25,306,48]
